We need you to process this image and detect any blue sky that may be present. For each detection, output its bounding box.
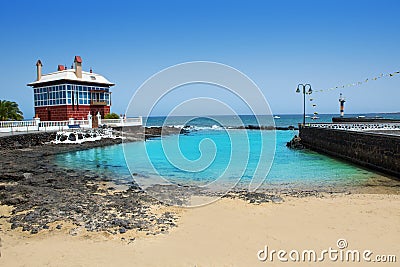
[0,0,399,118]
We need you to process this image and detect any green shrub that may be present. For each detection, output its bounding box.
[104,112,120,119]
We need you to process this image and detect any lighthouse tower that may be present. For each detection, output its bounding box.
[339,93,346,117]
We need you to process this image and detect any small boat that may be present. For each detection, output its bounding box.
[273,116,281,119]
[311,116,319,120]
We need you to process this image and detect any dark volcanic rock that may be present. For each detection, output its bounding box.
[0,130,182,235]
[286,135,304,149]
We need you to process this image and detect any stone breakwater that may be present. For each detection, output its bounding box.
[231,125,298,130]
[299,126,400,178]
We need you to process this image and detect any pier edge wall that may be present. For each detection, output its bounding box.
[299,126,400,178]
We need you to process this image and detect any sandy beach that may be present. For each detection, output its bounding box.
[1,193,399,266]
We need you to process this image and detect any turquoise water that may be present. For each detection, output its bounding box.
[55,114,393,191]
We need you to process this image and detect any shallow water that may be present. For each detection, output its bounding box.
[55,115,399,192]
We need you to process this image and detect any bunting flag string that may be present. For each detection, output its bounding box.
[308,95,319,118]
[313,70,400,93]
[304,69,399,118]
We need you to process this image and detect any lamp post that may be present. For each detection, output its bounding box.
[296,84,312,126]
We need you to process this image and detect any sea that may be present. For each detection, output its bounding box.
[55,113,400,193]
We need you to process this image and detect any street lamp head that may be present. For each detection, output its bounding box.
[308,88,312,94]
[296,87,300,93]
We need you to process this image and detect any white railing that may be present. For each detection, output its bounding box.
[0,119,39,133]
[308,123,400,131]
[75,120,90,126]
[0,118,91,133]
[39,120,69,127]
[101,119,121,124]
[126,117,142,123]
[0,120,37,128]
[102,117,142,127]
[0,115,142,134]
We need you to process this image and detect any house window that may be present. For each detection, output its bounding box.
[34,84,110,107]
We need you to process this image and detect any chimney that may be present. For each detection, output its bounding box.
[90,67,92,73]
[74,56,82,78]
[57,65,65,71]
[36,60,42,81]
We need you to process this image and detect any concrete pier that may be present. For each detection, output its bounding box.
[299,123,400,178]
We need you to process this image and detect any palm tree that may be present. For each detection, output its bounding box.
[0,100,24,121]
